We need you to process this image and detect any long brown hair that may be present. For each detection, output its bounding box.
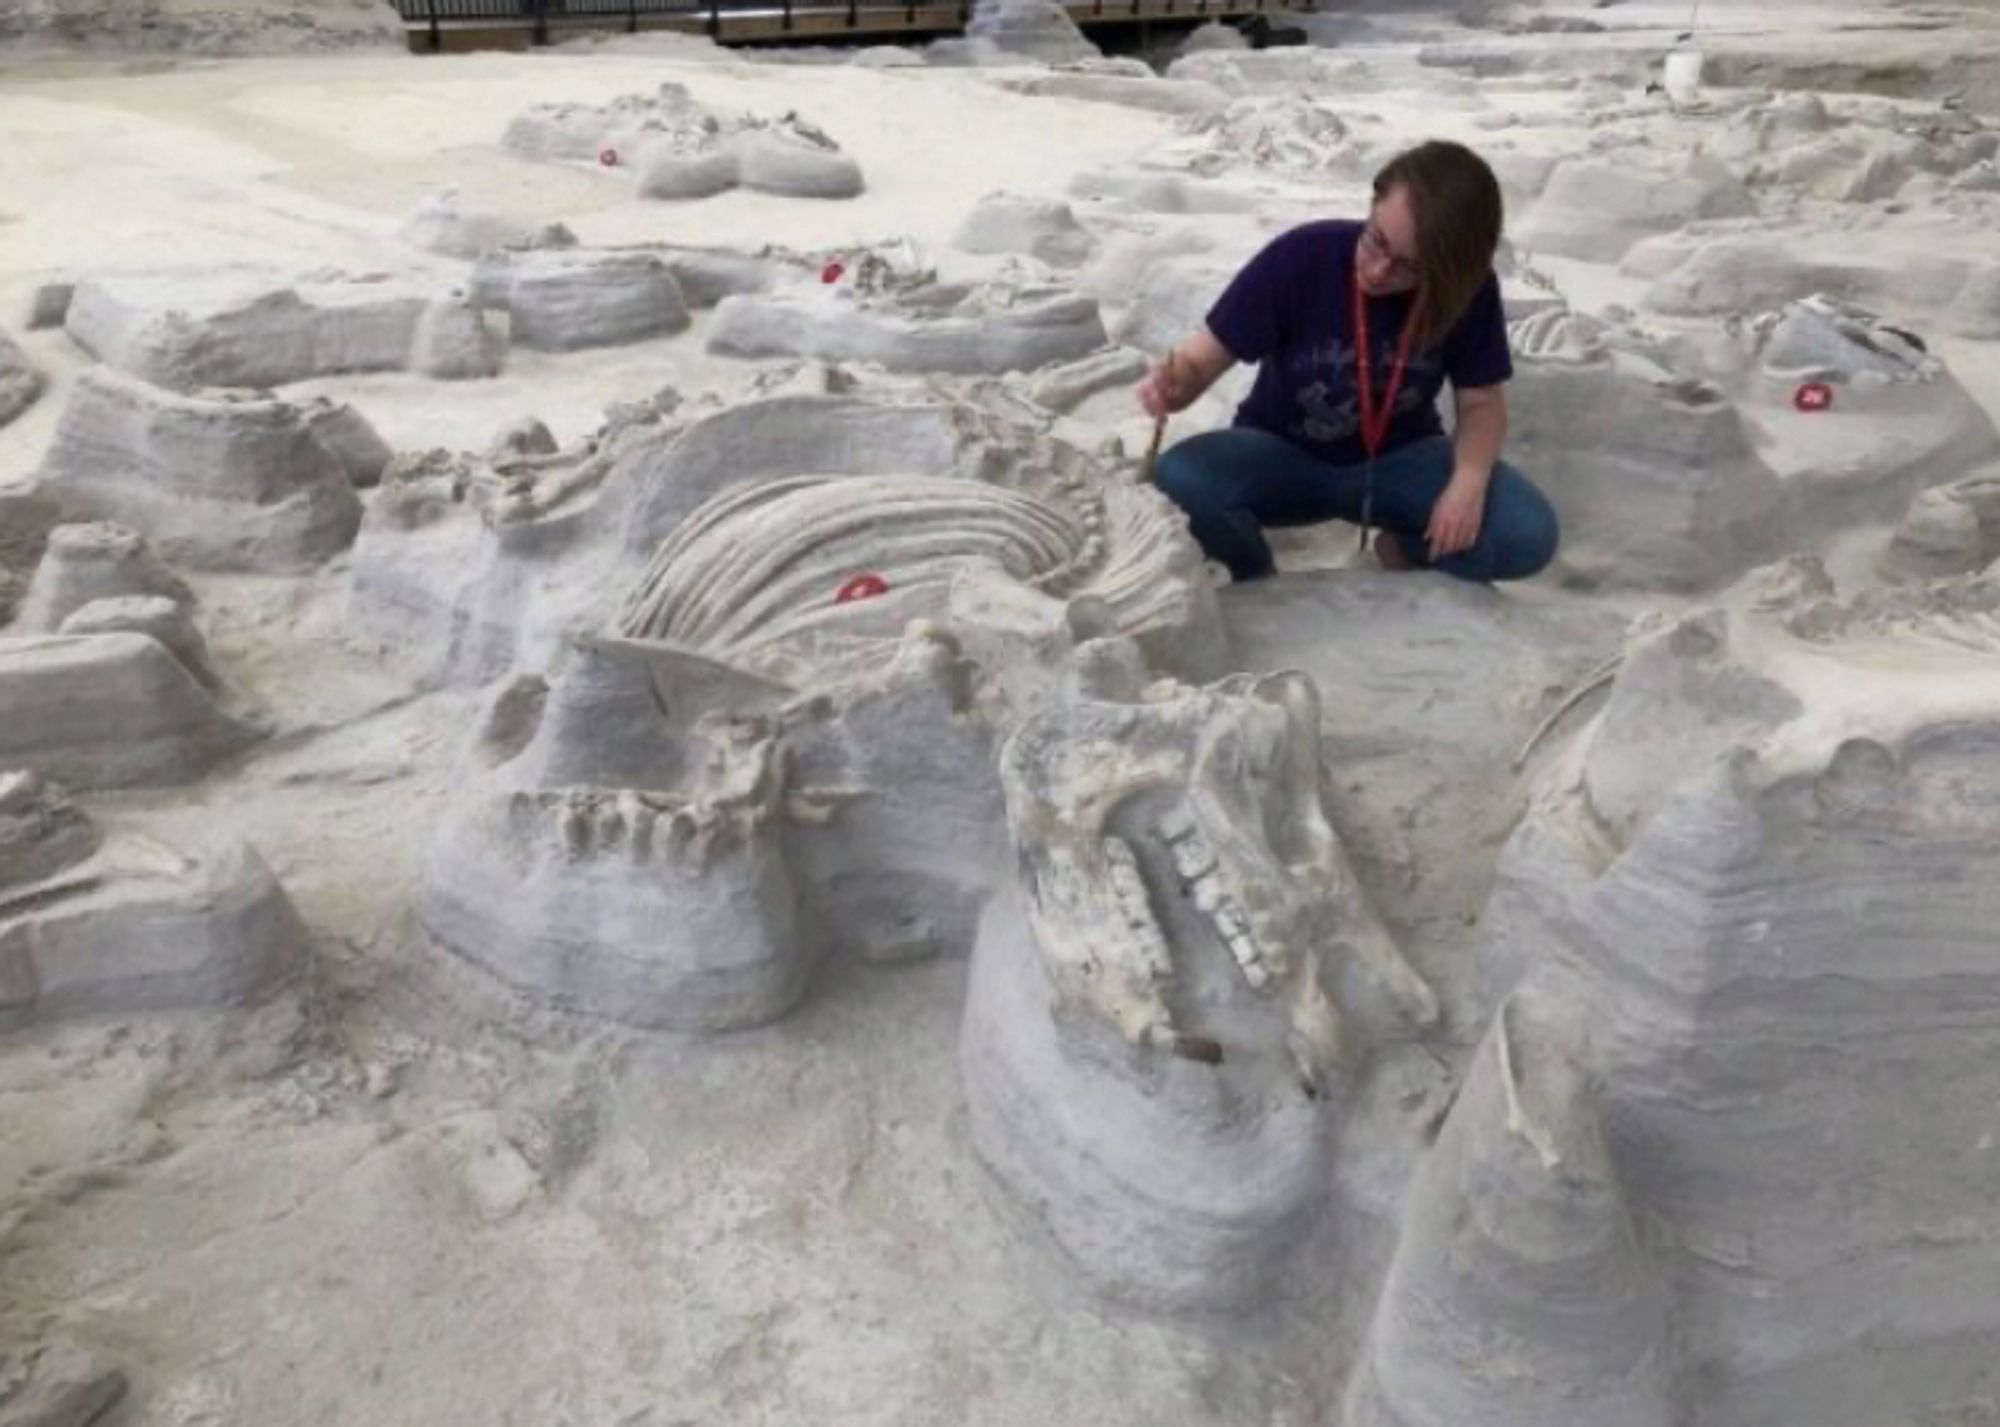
[1371,141,1503,351]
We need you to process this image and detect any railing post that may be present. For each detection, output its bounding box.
[904,0,914,25]
[532,0,548,44]
[706,0,719,38]
[846,0,857,26]
[425,0,441,49]
[627,0,637,31]
[782,0,792,29]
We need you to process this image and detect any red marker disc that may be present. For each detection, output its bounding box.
[820,261,845,285]
[1794,381,1834,413]
[598,147,619,168]
[835,573,890,604]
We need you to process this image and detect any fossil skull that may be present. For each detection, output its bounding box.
[1000,642,1437,1093]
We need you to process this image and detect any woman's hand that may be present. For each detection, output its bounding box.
[1137,329,1238,419]
[1138,350,1194,420]
[1426,468,1489,560]
[1439,387,1507,561]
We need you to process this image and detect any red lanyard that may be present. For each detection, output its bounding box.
[1354,266,1419,461]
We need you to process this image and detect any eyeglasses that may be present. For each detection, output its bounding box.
[1359,217,1423,285]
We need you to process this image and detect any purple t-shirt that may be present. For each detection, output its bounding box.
[1205,219,1513,468]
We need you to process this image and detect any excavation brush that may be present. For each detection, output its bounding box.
[1140,351,1178,486]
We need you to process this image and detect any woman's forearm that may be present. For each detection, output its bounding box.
[1452,389,1508,486]
[1175,328,1238,403]
[1139,329,1236,419]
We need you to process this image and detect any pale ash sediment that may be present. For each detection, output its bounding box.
[1458,570,2000,1426]
[1,22,2000,1426]
[0,522,256,788]
[0,768,306,1032]
[33,370,367,572]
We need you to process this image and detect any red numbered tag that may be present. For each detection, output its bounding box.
[1794,382,1833,413]
[598,147,619,167]
[836,573,889,604]
[820,261,845,285]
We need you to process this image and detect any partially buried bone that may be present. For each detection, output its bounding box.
[1001,643,1435,1092]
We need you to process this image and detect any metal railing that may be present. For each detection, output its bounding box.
[401,0,692,47]
[397,0,974,45]
[397,0,1295,47]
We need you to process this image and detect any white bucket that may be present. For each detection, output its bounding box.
[1664,47,1705,102]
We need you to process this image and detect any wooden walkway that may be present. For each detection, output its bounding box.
[402,0,1314,51]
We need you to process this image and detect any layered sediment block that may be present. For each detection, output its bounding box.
[0,326,44,430]
[0,771,304,1032]
[471,250,692,352]
[1466,574,2000,1423]
[505,83,864,200]
[0,631,252,789]
[64,267,502,389]
[708,285,1107,375]
[35,369,364,572]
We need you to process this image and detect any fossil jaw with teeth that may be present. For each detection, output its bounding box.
[422,724,814,1033]
[507,721,808,872]
[1157,806,1268,988]
[422,629,959,1032]
[963,644,1435,1312]
[1001,646,1436,1089]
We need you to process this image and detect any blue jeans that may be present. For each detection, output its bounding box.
[1155,428,1560,583]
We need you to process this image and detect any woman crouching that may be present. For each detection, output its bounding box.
[1139,140,1560,584]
